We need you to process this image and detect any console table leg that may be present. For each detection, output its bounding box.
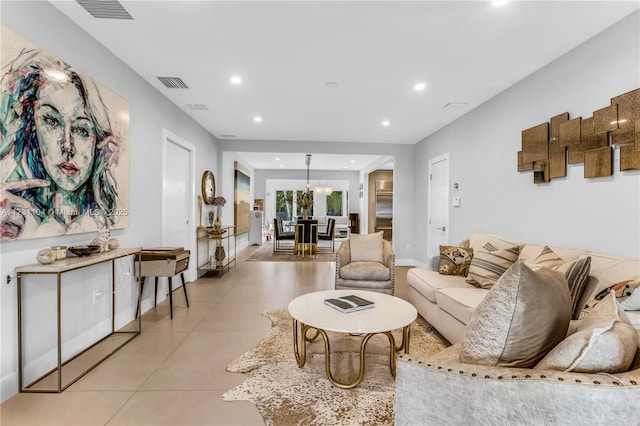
[168,277,173,319]
[180,273,189,307]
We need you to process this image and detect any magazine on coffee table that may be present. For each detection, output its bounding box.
[324,294,375,313]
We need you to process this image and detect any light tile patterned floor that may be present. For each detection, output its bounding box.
[0,246,411,426]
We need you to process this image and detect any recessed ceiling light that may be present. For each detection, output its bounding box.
[492,0,510,5]
[275,157,280,161]
[279,165,284,168]
[414,82,426,91]
[350,160,356,163]
[343,166,348,169]
[253,116,262,123]
[230,75,242,85]
[382,120,390,127]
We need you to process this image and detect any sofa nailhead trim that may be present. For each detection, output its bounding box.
[459,371,464,374]
[594,381,600,384]
[512,375,517,379]
[525,375,531,378]
[575,379,582,383]
[558,378,564,381]
[540,375,546,379]
[484,375,490,379]
[497,376,503,380]
[471,373,477,377]
[631,381,637,385]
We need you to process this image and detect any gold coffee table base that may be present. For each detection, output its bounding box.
[292,319,411,389]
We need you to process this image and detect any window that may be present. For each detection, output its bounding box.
[276,190,293,221]
[326,191,343,216]
[295,190,314,217]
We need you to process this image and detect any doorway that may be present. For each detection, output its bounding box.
[162,129,196,282]
[427,153,449,269]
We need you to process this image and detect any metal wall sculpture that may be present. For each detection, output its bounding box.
[518,88,640,183]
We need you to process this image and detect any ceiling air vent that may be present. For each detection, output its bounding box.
[187,104,209,111]
[157,76,189,89]
[76,0,133,20]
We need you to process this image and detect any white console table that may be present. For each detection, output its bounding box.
[16,247,142,393]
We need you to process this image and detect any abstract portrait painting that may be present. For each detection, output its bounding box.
[0,26,130,241]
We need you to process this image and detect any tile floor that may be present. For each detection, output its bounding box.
[0,246,411,426]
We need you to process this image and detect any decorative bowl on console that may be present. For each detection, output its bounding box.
[68,245,102,257]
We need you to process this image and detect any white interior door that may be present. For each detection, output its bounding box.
[427,153,450,269]
[162,130,195,282]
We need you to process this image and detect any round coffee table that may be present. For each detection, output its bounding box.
[288,289,417,389]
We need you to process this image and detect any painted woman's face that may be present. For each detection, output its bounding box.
[34,80,96,192]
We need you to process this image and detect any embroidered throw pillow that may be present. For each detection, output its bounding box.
[536,291,638,373]
[460,261,571,368]
[466,244,520,289]
[438,245,474,276]
[580,279,640,319]
[620,286,640,311]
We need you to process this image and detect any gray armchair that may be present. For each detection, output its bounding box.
[335,238,395,295]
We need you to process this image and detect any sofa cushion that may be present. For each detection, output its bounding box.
[460,261,571,368]
[466,245,520,289]
[468,232,522,254]
[407,268,470,303]
[536,291,638,373]
[519,243,587,264]
[349,231,383,263]
[436,287,489,325]
[438,245,473,276]
[340,261,390,281]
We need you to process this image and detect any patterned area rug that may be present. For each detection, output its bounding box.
[223,309,448,425]
[246,242,338,262]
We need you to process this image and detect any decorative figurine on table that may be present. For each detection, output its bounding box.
[212,196,226,231]
[90,228,111,252]
[208,209,215,227]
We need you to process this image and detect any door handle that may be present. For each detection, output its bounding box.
[437,226,446,231]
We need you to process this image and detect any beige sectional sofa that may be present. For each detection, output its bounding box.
[397,232,640,425]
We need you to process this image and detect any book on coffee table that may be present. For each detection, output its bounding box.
[324,294,375,313]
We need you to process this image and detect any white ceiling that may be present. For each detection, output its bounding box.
[49,0,639,170]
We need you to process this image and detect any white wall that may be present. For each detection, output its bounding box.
[1,1,219,401]
[414,11,640,266]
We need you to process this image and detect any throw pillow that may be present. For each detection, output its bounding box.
[349,231,384,263]
[580,280,640,319]
[460,261,571,368]
[535,291,638,373]
[532,246,565,269]
[620,286,640,311]
[466,245,520,289]
[562,257,592,320]
[438,245,473,276]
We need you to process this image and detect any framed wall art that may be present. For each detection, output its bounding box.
[234,162,250,234]
[1,25,130,241]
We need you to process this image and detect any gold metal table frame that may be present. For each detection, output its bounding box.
[292,318,411,389]
[16,248,142,393]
